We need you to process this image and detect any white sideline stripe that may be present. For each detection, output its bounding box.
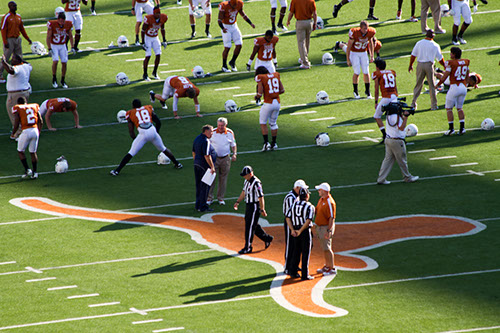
[437,325,500,333]
[429,156,457,160]
[130,307,147,315]
[0,261,16,265]
[149,64,169,67]
[348,130,374,134]
[291,111,317,115]
[47,285,77,291]
[328,123,355,128]
[197,81,222,85]
[125,58,145,62]
[214,87,240,91]
[132,319,164,325]
[363,137,380,143]
[152,328,184,332]
[450,163,478,167]
[67,293,99,299]
[477,217,500,222]
[26,277,56,283]
[25,266,43,274]
[159,69,186,74]
[0,216,63,226]
[309,117,336,122]
[232,92,254,97]
[79,41,98,45]
[409,149,436,154]
[88,302,120,308]
[495,179,500,182]
[107,52,133,56]
[25,24,46,28]
[39,31,47,34]
[467,170,485,176]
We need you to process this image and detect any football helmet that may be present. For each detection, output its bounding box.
[192,65,205,78]
[55,156,69,174]
[440,4,450,16]
[157,152,171,165]
[224,99,239,112]
[316,17,324,30]
[30,41,47,55]
[117,110,127,123]
[315,132,330,146]
[322,52,334,65]
[405,124,418,137]
[116,72,130,86]
[193,8,204,19]
[481,118,495,131]
[117,35,129,48]
[316,91,329,104]
[55,6,65,18]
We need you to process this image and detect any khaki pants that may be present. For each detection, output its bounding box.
[208,155,231,202]
[377,138,412,183]
[421,0,442,33]
[0,37,23,77]
[7,90,31,138]
[295,19,312,67]
[412,61,437,109]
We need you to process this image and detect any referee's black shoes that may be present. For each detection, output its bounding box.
[238,247,252,254]
[265,236,274,249]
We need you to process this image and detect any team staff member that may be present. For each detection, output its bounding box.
[39,97,82,131]
[132,0,160,46]
[193,125,216,212]
[234,165,274,254]
[2,54,31,140]
[421,0,445,34]
[282,179,307,275]
[141,6,168,81]
[62,0,87,52]
[12,97,42,179]
[373,58,398,143]
[285,187,315,280]
[286,0,317,69]
[208,117,237,206]
[110,99,182,176]
[0,1,32,83]
[314,182,337,277]
[149,75,201,119]
[47,12,74,89]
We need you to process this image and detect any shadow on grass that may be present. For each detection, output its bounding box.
[131,254,231,277]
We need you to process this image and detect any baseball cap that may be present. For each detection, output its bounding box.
[240,165,253,176]
[315,182,331,192]
[294,179,309,189]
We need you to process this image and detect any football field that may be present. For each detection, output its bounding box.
[0,0,499,332]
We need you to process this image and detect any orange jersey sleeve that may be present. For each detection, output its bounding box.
[172,76,199,98]
[12,103,40,130]
[47,20,73,45]
[219,1,243,25]
[256,72,281,104]
[65,0,82,11]
[255,36,279,61]
[144,14,168,38]
[349,27,376,52]
[126,105,154,129]
[446,59,470,86]
[372,69,397,98]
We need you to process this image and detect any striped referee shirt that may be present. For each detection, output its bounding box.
[286,200,315,229]
[283,190,298,216]
[243,176,264,204]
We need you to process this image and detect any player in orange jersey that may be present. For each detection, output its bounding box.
[39,97,81,131]
[11,97,42,179]
[372,58,398,143]
[247,30,278,73]
[110,99,182,176]
[46,12,74,89]
[62,0,87,52]
[132,0,160,45]
[149,75,201,119]
[141,6,167,81]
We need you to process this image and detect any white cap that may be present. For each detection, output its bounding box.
[294,179,308,189]
[315,182,331,192]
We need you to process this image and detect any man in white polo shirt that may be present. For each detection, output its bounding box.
[208,117,237,205]
[2,54,31,139]
[408,29,445,110]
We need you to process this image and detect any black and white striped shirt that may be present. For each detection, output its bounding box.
[286,200,315,229]
[283,190,298,216]
[243,176,264,203]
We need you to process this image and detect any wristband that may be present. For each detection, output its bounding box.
[247,59,253,66]
[131,7,135,10]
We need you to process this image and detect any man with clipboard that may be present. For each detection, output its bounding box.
[192,124,217,212]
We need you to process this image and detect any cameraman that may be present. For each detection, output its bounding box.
[372,58,398,143]
[376,103,419,185]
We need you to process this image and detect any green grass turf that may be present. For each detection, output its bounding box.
[0,0,499,331]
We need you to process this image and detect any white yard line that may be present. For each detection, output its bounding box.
[79,41,98,45]
[130,307,148,315]
[159,69,186,74]
[466,170,485,176]
[0,261,16,265]
[436,325,500,333]
[429,156,457,160]
[348,130,374,134]
[232,92,255,97]
[152,328,185,332]
[67,293,99,299]
[125,58,145,62]
[88,302,121,308]
[450,163,478,167]
[107,52,133,56]
[26,277,57,283]
[408,149,436,154]
[132,319,164,325]
[47,285,78,291]
[309,117,336,122]
[0,217,63,226]
[363,137,380,143]
[214,87,240,91]
[25,267,43,274]
[291,111,317,115]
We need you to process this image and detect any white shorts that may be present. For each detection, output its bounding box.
[17,127,39,153]
[65,10,83,30]
[128,126,166,156]
[189,0,212,15]
[254,59,275,73]
[374,95,398,119]
[135,1,154,22]
[39,99,49,117]
[349,51,369,75]
[452,0,472,25]
[222,23,242,48]
[144,35,161,57]
[259,99,280,130]
[161,76,176,100]
[51,44,68,63]
[270,0,287,9]
[445,83,467,109]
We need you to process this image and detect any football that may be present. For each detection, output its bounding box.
[405,124,418,137]
[316,91,329,104]
[481,118,495,131]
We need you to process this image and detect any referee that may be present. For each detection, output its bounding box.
[282,179,307,274]
[234,165,274,254]
[285,187,315,280]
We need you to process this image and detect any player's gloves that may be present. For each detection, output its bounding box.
[141,43,147,51]
[70,48,76,55]
[161,41,167,49]
[48,49,53,57]
[246,64,251,71]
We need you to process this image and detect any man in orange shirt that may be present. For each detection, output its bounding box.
[12,97,42,179]
[286,0,317,69]
[0,1,32,83]
[141,6,168,81]
[314,182,337,276]
[39,97,82,131]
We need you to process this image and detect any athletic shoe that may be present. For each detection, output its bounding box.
[377,180,391,185]
[174,163,183,169]
[151,73,161,80]
[367,14,379,20]
[458,36,467,44]
[91,10,97,15]
[444,129,455,136]
[410,16,419,22]
[206,32,212,38]
[61,82,68,89]
[452,38,460,45]
[219,200,226,205]
[405,175,419,183]
[229,61,237,72]
[301,275,314,280]
[430,106,439,110]
[135,41,141,46]
[221,66,231,73]
[473,5,478,13]
[198,207,214,212]
[177,0,182,4]
[298,58,303,64]
[149,90,155,103]
[238,247,252,254]
[110,170,119,176]
[22,169,33,179]
[207,200,213,205]
[0,78,6,83]
[265,236,273,249]
[31,172,39,179]
[353,92,361,99]
[396,10,402,20]
[299,64,310,69]
[316,265,330,274]
[52,80,58,88]
[323,268,337,276]
[191,31,196,39]
[262,142,271,152]
[272,28,278,36]
[143,74,151,82]
[277,23,288,31]
[435,28,446,34]
[289,272,301,278]
[457,128,466,135]
[270,143,278,151]
[333,41,340,53]
[332,4,339,18]
[366,93,373,99]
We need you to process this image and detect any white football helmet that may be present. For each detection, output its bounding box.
[116,72,129,86]
[55,156,69,174]
[157,152,171,165]
[322,52,334,65]
[193,8,204,19]
[405,124,418,137]
[117,35,129,48]
[30,41,47,55]
[117,110,127,123]
[440,4,450,16]
[192,65,205,78]
[55,6,65,18]
[224,99,239,112]
[316,17,324,30]
[315,132,330,146]
[316,91,329,104]
[481,118,495,131]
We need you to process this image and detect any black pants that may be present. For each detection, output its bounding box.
[289,228,312,278]
[194,165,210,211]
[244,203,272,250]
[284,218,292,272]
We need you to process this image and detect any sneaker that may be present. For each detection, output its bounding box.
[52,81,58,88]
[431,106,439,110]
[409,16,419,22]
[31,172,39,179]
[298,58,303,64]
[265,236,274,249]
[61,82,68,89]
[143,74,151,82]
[206,32,212,38]
[191,31,196,39]
[452,38,460,45]
[290,272,301,278]
[229,61,237,72]
[238,247,252,254]
[367,14,379,20]
[323,268,337,276]
[333,41,340,53]
[135,41,141,46]
[91,9,97,15]
[299,64,310,69]
[316,265,330,274]
[0,78,6,83]
[435,28,446,34]
[405,175,419,183]
[22,169,33,179]
[151,73,161,80]
[444,129,455,136]
[272,28,278,36]
[353,92,361,99]
[177,0,182,4]
[207,199,213,206]
[219,200,225,205]
[377,180,391,185]
[436,85,444,93]
[159,101,168,110]
[277,24,288,31]
[332,4,339,18]
[270,143,278,151]
[458,36,467,44]
[301,275,314,281]
[221,66,231,73]
[457,128,466,135]
[110,170,119,176]
[174,163,183,169]
[262,142,271,152]
[198,207,214,212]
[149,90,155,103]
[366,93,373,99]
[396,10,402,20]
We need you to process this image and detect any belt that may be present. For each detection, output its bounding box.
[387,137,405,141]
[8,89,30,93]
[218,155,229,158]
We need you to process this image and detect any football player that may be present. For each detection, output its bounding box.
[335,37,382,59]
[218,0,255,72]
[269,0,287,35]
[255,66,285,151]
[188,0,212,38]
[332,0,378,21]
[39,97,82,131]
[11,97,42,179]
[90,0,96,15]
[472,0,487,14]
[372,58,398,143]
[62,0,87,52]
[132,0,160,46]
[396,0,418,22]
[46,12,74,89]
[149,75,201,119]
[247,30,278,73]
[141,6,167,81]
[436,47,469,135]
[110,99,182,176]
[449,0,472,45]
[435,69,481,90]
